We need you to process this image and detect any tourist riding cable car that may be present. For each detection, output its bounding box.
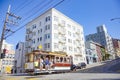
[25,50,72,74]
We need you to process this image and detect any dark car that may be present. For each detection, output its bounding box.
[70,64,77,71]
[76,62,86,69]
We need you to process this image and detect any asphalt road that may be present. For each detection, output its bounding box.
[73,58,120,73]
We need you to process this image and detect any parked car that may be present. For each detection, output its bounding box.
[76,62,86,69]
[70,64,77,71]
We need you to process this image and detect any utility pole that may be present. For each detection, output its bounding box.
[0,5,21,58]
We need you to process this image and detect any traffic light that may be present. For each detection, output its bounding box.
[1,53,5,58]
[0,49,6,59]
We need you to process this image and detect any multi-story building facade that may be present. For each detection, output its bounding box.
[25,8,86,64]
[85,41,106,64]
[112,38,120,57]
[86,25,115,59]
[85,41,98,64]
[14,42,25,73]
[0,40,15,73]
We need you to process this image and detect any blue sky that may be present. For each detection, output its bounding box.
[0,0,120,49]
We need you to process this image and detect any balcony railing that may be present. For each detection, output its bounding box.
[58,31,65,35]
[26,30,32,34]
[58,23,65,27]
[59,41,66,44]
[26,38,32,41]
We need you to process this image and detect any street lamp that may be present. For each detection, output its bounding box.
[110,17,120,21]
[110,17,120,59]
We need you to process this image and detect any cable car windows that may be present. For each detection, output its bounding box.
[56,57,59,62]
[60,57,63,62]
[67,58,70,63]
[64,58,67,62]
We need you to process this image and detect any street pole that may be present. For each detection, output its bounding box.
[110,17,120,59]
[0,5,21,58]
[0,5,11,58]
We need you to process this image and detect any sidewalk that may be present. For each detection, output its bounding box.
[0,73,29,76]
[86,62,105,69]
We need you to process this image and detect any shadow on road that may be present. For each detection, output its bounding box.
[74,59,120,73]
[90,78,120,80]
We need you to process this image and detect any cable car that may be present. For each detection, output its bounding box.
[25,50,72,74]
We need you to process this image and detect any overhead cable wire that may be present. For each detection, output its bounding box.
[5,0,53,39]
[21,0,45,20]
[5,0,65,39]
[15,0,53,26]
[53,0,64,8]
[7,0,44,29]
[12,0,34,13]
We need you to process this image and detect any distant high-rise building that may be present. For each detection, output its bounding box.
[0,40,15,74]
[112,38,120,57]
[25,8,86,64]
[86,25,115,59]
[14,42,25,73]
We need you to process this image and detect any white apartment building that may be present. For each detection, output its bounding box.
[25,8,86,64]
[14,42,25,73]
[0,40,15,73]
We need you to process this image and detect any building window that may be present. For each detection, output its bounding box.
[44,43,50,49]
[77,29,80,32]
[12,54,14,58]
[67,24,71,29]
[74,48,77,52]
[2,60,5,64]
[54,33,58,39]
[45,17,47,22]
[54,16,58,21]
[44,34,47,40]
[37,38,39,42]
[48,24,50,29]
[40,37,42,41]
[74,57,78,61]
[73,41,76,45]
[68,31,71,36]
[44,43,47,49]
[69,46,72,51]
[33,32,36,36]
[48,34,50,39]
[45,25,47,30]
[45,16,51,22]
[45,24,50,31]
[72,26,75,30]
[61,20,65,26]
[48,43,50,48]
[68,39,72,43]
[33,39,35,44]
[40,29,42,32]
[6,60,8,65]
[9,60,11,65]
[38,30,40,34]
[32,24,36,29]
[73,33,75,37]
[32,47,35,51]
[39,21,41,26]
[54,43,58,49]
[44,34,50,40]
[54,24,58,30]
